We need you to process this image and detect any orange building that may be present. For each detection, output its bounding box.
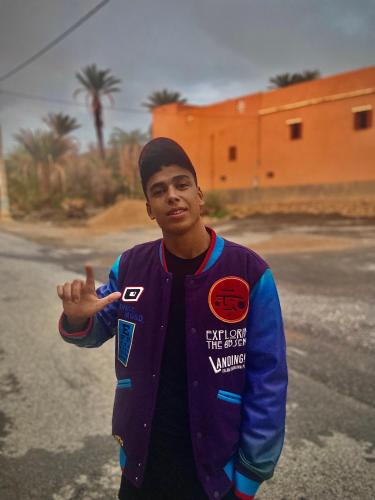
[152,66,375,191]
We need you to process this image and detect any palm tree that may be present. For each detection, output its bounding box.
[109,128,149,195]
[14,129,71,197]
[74,64,121,159]
[43,112,80,137]
[142,89,187,110]
[109,127,149,149]
[268,70,320,89]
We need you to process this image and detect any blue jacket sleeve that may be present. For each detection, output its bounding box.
[234,268,288,499]
[59,255,122,348]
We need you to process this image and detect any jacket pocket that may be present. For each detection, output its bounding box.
[217,389,242,405]
[117,378,132,389]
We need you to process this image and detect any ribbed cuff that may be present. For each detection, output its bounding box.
[58,313,93,338]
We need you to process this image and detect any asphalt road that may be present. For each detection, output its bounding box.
[0,215,374,499]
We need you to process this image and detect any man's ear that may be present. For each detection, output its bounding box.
[146,201,155,220]
[197,186,205,209]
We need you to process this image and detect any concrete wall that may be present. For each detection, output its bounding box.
[152,66,375,191]
[208,180,375,204]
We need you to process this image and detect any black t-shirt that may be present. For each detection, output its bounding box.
[150,240,209,456]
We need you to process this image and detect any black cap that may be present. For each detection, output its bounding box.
[139,137,197,196]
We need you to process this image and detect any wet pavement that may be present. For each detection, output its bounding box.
[0,214,374,499]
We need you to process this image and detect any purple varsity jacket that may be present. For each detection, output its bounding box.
[59,227,288,500]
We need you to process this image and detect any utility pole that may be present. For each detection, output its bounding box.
[0,125,11,220]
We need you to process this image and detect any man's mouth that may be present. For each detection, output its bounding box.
[167,208,187,216]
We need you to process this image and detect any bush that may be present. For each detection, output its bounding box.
[202,191,228,218]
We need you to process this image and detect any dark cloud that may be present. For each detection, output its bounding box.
[1,0,374,151]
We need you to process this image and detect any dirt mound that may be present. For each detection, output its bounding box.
[87,198,153,232]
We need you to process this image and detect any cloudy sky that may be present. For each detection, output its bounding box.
[1,0,374,153]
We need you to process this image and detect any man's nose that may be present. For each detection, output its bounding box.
[166,185,180,201]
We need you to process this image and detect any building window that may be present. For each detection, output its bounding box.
[289,122,302,140]
[353,109,372,130]
[220,175,227,182]
[286,118,303,140]
[228,146,237,161]
[266,171,274,178]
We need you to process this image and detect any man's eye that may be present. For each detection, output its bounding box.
[177,183,188,189]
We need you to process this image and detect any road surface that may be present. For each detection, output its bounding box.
[0,215,374,499]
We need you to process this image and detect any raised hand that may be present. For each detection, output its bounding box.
[57,265,121,327]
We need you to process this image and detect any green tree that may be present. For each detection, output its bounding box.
[109,127,149,149]
[108,128,149,196]
[6,146,40,213]
[142,89,187,110]
[74,64,121,159]
[14,129,71,197]
[43,112,80,137]
[268,70,320,89]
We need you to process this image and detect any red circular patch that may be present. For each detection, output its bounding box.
[208,276,250,323]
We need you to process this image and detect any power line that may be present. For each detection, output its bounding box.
[0,88,255,119]
[0,88,148,114]
[0,0,111,83]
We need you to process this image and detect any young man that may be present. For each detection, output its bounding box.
[57,137,288,500]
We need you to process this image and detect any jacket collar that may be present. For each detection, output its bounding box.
[159,226,224,275]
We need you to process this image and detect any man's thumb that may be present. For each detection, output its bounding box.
[106,292,122,304]
[97,292,121,309]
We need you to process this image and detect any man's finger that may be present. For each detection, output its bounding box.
[98,292,122,308]
[63,282,72,302]
[71,280,84,303]
[85,264,95,288]
[57,285,64,299]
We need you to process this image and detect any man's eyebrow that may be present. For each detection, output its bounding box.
[149,175,191,191]
[171,174,191,183]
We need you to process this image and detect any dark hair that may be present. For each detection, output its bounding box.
[138,137,197,197]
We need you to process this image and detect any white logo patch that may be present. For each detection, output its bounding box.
[209,354,246,374]
[206,328,247,350]
[122,286,144,302]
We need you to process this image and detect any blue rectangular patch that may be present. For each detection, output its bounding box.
[117,319,136,367]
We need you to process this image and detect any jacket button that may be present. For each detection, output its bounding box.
[193,380,198,388]
[166,278,169,283]
[160,325,165,329]
[152,374,156,379]
[197,432,202,439]
[138,462,142,467]
[135,476,138,481]
[191,328,196,334]
[213,491,219,498]
[143,423,147,428]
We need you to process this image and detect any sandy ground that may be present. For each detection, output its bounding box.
[0,212,371,256]
[4,190,375,254]
[0,195,375,253]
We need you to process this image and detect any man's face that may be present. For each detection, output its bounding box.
[145,164,205,234]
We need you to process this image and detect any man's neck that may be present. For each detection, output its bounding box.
[162,222,211,259]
